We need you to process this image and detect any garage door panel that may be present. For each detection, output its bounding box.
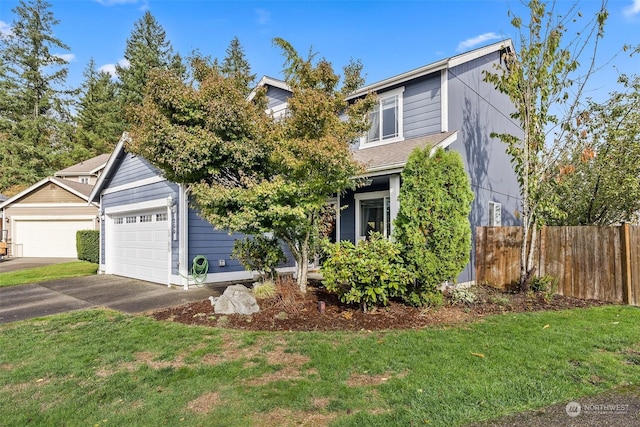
[15,220,94,258]
[108,209,169,284]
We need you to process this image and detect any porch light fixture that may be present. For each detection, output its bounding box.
[166,195,174,207]
[363,178,374,186]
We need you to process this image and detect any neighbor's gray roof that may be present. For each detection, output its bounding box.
[56,179,94,197]
[353,131,458,175]
[55,153,111,176]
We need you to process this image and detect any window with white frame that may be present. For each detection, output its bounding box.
[79,177,89,184]
[356,191,391,240]
[363,87,404,146]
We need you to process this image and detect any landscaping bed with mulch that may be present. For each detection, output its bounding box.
[150,280,612,331]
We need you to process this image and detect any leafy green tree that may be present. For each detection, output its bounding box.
[393,147,474,306]
[129,38,374,292]
[548,74,640,225]
[0,0,76,193]
[73,59,124,160]
[483,0,607,291]
[116,11,185,124]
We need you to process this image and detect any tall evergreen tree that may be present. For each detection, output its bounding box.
[220,37,256,96]
[0,0,75,193]
[116,11,185,124]
[73,59,124,160]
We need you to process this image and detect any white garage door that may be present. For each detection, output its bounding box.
[108,210,169,284]
[14,219,94,258]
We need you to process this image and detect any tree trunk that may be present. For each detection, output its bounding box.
[297,244,309,293]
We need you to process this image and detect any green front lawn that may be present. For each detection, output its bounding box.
[1,305,639,426]
[0,261,98,287]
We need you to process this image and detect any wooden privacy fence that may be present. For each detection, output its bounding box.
[476,225,640,306]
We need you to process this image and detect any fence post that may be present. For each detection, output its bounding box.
[621,223,633,305]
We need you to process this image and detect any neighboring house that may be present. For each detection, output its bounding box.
[0,154,108,258]
[55,153,110,185]
[90,39,521,288]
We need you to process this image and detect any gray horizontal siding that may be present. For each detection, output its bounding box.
[266,86,291,110]
[403,74,441,138]
[102,181,179,209]
[108,154,161,188]
[188,209,245,274]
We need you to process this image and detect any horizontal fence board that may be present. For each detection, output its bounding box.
[476,225,639,306]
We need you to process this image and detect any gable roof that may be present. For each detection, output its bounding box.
[354,131,458,176]
[349,39,513,98]
[0,176,97,209]
[88,133,131,204]
[248,75,292,102]
[55,153,111,177]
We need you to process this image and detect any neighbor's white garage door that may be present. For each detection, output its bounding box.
[108,210,169,284]
[14,219,94,258]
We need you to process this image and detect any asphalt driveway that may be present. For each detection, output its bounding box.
[0,274,221,324]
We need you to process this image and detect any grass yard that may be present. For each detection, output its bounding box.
[1,305,640,426]
[0,261,97,287]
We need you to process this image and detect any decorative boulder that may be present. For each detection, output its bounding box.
[211,284,259,315]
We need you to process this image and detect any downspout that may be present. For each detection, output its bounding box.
[99,194,104,274]
[179,184,190,290]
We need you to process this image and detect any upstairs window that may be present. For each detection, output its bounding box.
[79,177,89,184]
[363,87,404,147]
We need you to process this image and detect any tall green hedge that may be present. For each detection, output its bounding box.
[393,147,474,306]
[76,230,99,263]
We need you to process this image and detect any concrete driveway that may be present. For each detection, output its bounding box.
[0,257,78,273]
[0,274,222,324]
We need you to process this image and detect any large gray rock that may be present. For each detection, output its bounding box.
[210,284,259,315]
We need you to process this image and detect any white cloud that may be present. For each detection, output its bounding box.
[255,8,271,25]
[0,21,13,36]
[624,0,640,17]
[456,32,502,52]
[99,59,129,77]
[55,53,76,62]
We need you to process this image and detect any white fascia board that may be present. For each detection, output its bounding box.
[104,198,170,215]
[348,39,513,100]
[5,203,96,208]
[349,59,448,99]
[448,39,513,68]
[101,176,166,196]
[0,177,51,209]
[248,75,291,101]
[0,177,93,209]
[89,132,130,203]
[429,132,459,154]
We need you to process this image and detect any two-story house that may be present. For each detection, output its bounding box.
[89,39,521,288]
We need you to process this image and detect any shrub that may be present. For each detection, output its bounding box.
[393,147,474,306]
[253,280,277,299]
[449,287,477,306]
[320,233,415,311]
[76,230,99,263]
[232,235,286,281]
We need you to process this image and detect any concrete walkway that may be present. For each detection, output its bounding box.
[0,274,222,324]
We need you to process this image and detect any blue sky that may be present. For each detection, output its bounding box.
[1,0,639,101]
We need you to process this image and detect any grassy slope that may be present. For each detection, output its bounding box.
[1,305,639,426]
[0,261,97,287]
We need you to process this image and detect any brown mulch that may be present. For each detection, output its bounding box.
[150,280,612,331]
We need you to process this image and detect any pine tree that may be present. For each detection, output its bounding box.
[73,59,124,160]
[0,0,75,193]
[220,37,256,96]
[116,11,185,124]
